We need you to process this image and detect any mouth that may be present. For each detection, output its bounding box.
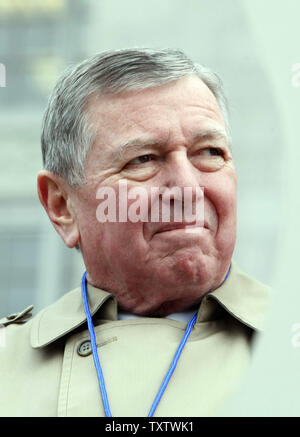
[155,221,208,234]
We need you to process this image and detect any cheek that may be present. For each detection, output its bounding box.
[205,172,237,232]
[74,191,105,245]
[212,170,236,213]
[217,186,237,218]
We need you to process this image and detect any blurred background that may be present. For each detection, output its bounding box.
[0,0,299,416]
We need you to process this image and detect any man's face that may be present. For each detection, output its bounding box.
[71,75,237,316]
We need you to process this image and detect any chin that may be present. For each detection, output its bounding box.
[154,253,228,298]
[164,251,218,283]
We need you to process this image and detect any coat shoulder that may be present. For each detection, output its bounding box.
[0,306,35,364]
[0,305,34,327]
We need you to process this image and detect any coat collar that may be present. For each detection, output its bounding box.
[30,285,117,348]
[197,261,271,330]
[30,260,271,348]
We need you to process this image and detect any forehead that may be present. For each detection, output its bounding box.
[87,75,226,154]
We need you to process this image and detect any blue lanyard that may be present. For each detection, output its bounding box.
[81,271,197,417]
[81,265,231,416]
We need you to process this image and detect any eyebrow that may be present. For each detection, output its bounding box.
[116,128,230,162]
[116,139,162,162]
[191,128,229,144]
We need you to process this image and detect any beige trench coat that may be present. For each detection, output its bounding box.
[0,261,270,417]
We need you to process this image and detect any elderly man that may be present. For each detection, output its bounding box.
[0,48,270,417]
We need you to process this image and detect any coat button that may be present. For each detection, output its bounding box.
[77,340,92,357]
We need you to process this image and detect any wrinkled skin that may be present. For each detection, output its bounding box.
[38,75,237,317]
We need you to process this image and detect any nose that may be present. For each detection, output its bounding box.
[163,150,203,200]
[157,151,204,226]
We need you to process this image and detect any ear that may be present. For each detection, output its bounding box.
[37,170,80,248]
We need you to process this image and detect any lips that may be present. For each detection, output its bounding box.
[155,221,208,234]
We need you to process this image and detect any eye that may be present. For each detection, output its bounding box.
[191,146,227,172]
[126,154,155,166]
[200,147,224,157]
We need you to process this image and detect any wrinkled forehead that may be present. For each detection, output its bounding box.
[86,76,226,152]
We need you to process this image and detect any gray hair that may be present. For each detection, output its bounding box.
[41,48,230,187]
